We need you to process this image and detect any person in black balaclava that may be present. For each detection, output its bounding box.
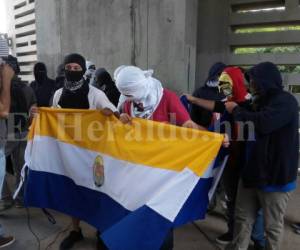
[52,53,118,250]
[93,68,120,107]
[55,54,90,109]
[30,62,56,107]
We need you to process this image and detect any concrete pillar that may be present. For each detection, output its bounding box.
[195,0,230,89]
[35,0,199,93]
[35,0,63,77]
[36,0,134,78]
[145,0,198,93]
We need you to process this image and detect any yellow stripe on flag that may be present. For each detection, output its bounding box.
[28,108,223,176]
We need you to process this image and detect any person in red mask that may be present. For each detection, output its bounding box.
[185,67,265,250]
[186,67,251,110]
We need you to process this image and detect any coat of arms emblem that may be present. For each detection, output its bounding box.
[93,155,104,187]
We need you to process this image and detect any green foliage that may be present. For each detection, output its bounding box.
[233,47,300,73]
[234,46,300,54]
[289,85,300,94]
[278,65,300,74]
[233,25,300,74]
[235,26,300,34]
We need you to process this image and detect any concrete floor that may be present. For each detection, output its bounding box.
[1,182,300,250]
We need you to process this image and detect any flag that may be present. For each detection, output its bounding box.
[24,108,224,250]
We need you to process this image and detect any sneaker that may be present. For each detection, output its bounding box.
[291,223,300,231]
[216,232,233,245]
[60,229,84,250]
[0,236,15,248]
[96,232,108,250]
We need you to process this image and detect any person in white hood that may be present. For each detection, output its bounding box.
[115,65,201,128]
[114,65,229,250]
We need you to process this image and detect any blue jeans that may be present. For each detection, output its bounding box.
[0,145,6,237]
[252,209,265,247]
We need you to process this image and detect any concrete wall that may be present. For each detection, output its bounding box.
[18,0,300,92]
[195,0,230,88]
[36,0,198,93]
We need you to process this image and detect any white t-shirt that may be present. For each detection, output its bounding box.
[52,85,118,112]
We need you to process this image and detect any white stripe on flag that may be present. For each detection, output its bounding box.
[27,136,215,221]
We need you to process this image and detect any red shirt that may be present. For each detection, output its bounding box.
[123,89,190,126]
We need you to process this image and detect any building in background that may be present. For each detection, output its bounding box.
[4,0,300,93]
[6,0,37,83]
[0,34,9,57]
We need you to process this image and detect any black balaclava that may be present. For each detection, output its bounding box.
[94,68,114,91]
[63,53,86,91]
[34,62,47,83]
[93,68,120,107]
[58,53,89,109]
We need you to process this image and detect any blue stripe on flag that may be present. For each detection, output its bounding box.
[102,206,172,250]
[24,170,215,249]
[24,170,129,232]
[174,177,213,226]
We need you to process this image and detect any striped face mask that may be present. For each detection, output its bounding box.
[64,70,85,91]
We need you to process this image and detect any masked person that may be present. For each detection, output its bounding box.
[30,62,56,107]
[85,61,96,85]
[52,53,118,250]
[185,67,265,249]
[93,68,120,107]
[190,62,226,128]
[225,62,299,250]
[115,65,207,250]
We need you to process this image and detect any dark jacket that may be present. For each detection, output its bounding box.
[93,68,120,107]
[191,86,224,127]
[30,77,56,107]
[233,62,299,188]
